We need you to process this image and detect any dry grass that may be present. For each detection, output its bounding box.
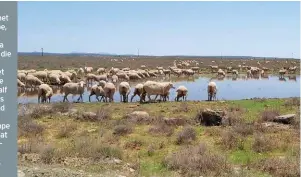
[260,109,280,122]
[30,105,54,119]
[52,103,72,113]
[72,136,123,160]
[18,116,45,137]
[232,122,254,136]
[176,126,196,145]
[56,123,77,139]
[113,124,133,136]
[147,144,155,156]
[124,139,144,150]
[149,123,174,137]
[18,55,300,73]
[253,156,300,177]
[220,130,244,150]
[40,145,56,164]
[252,133,273,153]
[163,143,232,176]
[18,139,41,154]
[283,97,300,108]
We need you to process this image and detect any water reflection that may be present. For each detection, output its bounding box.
[18,75,300,104]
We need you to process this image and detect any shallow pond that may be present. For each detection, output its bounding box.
[17,74,300,104]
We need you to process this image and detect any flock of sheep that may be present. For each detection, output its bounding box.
[17,59,298,103]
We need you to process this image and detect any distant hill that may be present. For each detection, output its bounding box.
[18,52,297,60]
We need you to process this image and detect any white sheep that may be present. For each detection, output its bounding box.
[98,80,107,88]
[89,84,105,102]
[130,83,144,102]
[103,82,116,102]
[48,73,61,85]
[119,82,131,103]
[17,79,26,91]
[25,74,44,88]
[62,81,86,102]
[207,81,217,101]
[175,86,188,101]
[140,81,175,103]
[96,68,106,74]
[112,75,118,83]
[38,84,53,103]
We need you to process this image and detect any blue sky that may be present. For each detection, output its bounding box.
[18,2,300,58]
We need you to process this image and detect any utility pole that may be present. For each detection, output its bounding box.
[137,48,140,57]
[41,48,43,56]
[292,53,293,59]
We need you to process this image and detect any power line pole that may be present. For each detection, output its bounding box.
[41,48,43,56]
[137,48,140,57]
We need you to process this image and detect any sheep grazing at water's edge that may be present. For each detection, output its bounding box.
[175,85,188,102]
[62,81,86,102]
[103,82,116,102]
[119,81,131,103]
[89,84,105,102]
[38,84,53,103]
[207,81,217,101]
[140,81,175,103]
[130,83,144,102]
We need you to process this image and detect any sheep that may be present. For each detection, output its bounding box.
[217,69,226,77]
[85,73,97,84]
[109,67,120,75]
[191,67,200,73]
[111,75,118,83]
[98,80,107,88]
[175,86,188,101]
[48,73,61,85]
[148,71,157,77]
[77,68,85,77]
[288,66,297,74]
[84,66,93,74]
[64,71,77,81]
[89,84,105,102]
[62,81,86,102]
[32,71,48,82]
[17,79,26,91]
[140,65,146,69]
[140,81,175,103]
[93,74,108,82]
[163,69,171,76]
[128,72,142,80]
[130,83,144,102]
[119,82,131,103]
[25,74,44,88]
[17,72,26,82]
[279,69,287,78]
[103,82,116,102]
[210,65,219,73]
[246,70,252,78]
[232,70,239,76]
[59,73,72,84]
[116,72,129,81]
[207,81,217,101]
[97,68,106,74]
[37,84,53,103]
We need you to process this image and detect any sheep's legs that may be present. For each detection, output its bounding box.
[63,94,69,102]
[96,96,100,102]
[130,94,136,102]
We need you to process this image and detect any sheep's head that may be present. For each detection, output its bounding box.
[169,82,175,89]
[78,81,86,87]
